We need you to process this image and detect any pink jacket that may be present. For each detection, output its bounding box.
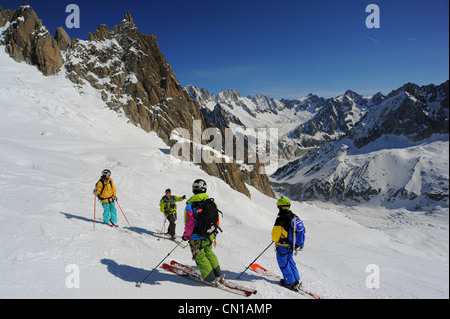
[182,193,210,240]
[183,209,196,240]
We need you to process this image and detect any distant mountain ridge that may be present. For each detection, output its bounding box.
[187,84,387,161]
[187,81,448,158]
[187,81,448,210]
[272,81,449,209]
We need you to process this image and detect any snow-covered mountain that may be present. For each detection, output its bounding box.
[1,45,448,300]
[185,85,313,136]
[287,90,385,148]
[187,82,449,210]
[272,82,449,211]
[186,85,387,162]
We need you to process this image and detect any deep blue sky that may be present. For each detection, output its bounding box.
[2,0,449,99]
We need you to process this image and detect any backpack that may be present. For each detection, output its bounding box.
[288,216,305,250]
[97,178,113,201]
[192,198,222,237]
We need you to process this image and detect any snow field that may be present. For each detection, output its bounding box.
[0,49,448,299]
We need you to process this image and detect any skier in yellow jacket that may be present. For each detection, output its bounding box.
[271,197,302,291]
[93,169,118,227]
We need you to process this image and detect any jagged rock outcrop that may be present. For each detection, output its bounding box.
[65,12,274,198]
[0,5,63,75]
[54,27,71,51]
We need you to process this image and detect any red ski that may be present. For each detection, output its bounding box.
[250,263,320,299]
[170,260,257,296]
[162,262,255,297]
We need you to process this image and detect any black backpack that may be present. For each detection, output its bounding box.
[192,198,222,237]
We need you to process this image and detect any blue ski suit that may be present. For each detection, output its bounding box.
[271,209,300,285]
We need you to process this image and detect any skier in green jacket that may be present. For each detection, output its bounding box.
[181,179,223,284]
[160,189,185,239]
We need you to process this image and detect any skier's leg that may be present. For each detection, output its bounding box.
[102,202,111,224]
[276,246,295,285]
[110,202,118,224]
[203,236,221,277]
[190,238,217,283]
[167,214,176,237]
[287,253,300,283]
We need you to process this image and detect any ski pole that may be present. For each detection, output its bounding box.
[157,218,167,241]
[161,217,167,235]
[116,199,132,230]
[136,243,179,287]
[237,241,274,279]
[93,194,97,231]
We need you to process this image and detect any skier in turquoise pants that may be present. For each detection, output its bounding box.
[93,169,118,227]
[102,202,118,225]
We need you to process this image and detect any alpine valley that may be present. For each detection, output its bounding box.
[0,4,448,300]
[187,82,449,212]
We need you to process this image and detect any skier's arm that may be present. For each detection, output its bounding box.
[271,217,289,244]
[174,196,185,202]
[271,225,282,243]
[160,200,167,213]
[93,181,102,195]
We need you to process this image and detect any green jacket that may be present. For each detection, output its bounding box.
[160,195,184,216]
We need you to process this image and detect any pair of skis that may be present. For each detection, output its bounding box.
[162,260,257,297]
[250,263,320,299]
[162,261,319,299]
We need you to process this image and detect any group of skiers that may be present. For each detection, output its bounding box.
[93,169,305,291]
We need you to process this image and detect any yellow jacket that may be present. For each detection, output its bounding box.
[94,178,117,204]
[271,209,295,247]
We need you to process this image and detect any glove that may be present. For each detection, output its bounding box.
[93,188,98,194]
[182,195,186,200]
[181,235,189,241]
[115,196,118,202]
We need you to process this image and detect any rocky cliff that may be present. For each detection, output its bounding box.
[0,5,63,76]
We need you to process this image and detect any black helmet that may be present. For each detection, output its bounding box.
[102,169,111,177]
[192,179,207,194]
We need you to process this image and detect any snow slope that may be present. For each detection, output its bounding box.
[0,49,448,299]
